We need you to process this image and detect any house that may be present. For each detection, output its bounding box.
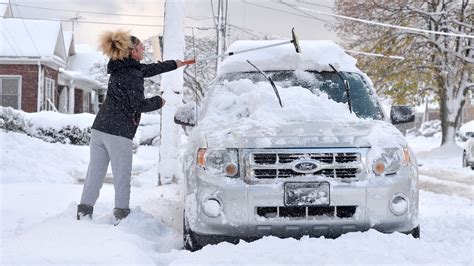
[0,4,106,114]
[59,34,107,114]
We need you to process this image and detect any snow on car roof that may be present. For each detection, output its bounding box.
[218,40,360,75]
[459,120,474,134]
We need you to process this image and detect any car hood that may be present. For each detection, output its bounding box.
[194,119,405,149]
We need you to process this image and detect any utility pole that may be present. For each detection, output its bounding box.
[158,0,185,185]
[215,0,229,70]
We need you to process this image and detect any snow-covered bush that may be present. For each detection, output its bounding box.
[0,107,92,145]
[35,126,91,145]
[1,108,163,146]
[0,107,32,134]
[418,120,441,137]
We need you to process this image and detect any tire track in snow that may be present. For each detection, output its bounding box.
[419,175,474,200]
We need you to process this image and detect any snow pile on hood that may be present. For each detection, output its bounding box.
[219,40,359,74]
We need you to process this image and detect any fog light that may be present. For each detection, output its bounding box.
[202,198,221,218]
[390,193,408,215]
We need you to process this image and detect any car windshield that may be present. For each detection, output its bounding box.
[217,70,384,120]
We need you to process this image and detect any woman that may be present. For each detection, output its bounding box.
[77,29,185,223]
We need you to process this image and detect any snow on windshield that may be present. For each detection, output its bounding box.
[200,78,360,130]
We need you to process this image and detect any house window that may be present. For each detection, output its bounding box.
[0,76,21,109]
[43,77,55,111]
[83,92,90,113]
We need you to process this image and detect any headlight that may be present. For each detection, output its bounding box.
[197,148,239,177]
[372,147,411,176]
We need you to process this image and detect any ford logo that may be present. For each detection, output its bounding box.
[292,160,319,174]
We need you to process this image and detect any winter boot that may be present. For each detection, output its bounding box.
[113,208,130,226]
[77,204,93,220]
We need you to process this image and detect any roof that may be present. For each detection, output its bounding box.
[218,40,359,75]
[0,18,66,62]
[62,47,107,90]
[63,31,75,56]
[67,48,106,76]
[0,0,11,17]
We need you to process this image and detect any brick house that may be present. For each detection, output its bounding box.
[0,11,105,114]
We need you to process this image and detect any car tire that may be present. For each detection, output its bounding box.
[183,211,202,252]
[411,226,420,239]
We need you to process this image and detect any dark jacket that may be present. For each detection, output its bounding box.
[92,57,177,139]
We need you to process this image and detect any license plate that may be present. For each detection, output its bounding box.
[284,182,330,206]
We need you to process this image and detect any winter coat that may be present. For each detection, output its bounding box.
[92,57,177,139]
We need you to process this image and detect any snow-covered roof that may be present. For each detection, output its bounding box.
[0,18,66,62]
[218,40,359,75]
[60,47,107,90]
[59,69,104,91]
[63,31,75,56]
[0,0,11,17]
[67,48,105,76]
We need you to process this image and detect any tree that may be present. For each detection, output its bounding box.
[334,0,473,145]
[182,35,219,104]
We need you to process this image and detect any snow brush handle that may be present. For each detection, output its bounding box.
[182,59,196,65]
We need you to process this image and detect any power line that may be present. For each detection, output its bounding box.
[0,2,213,20]
[12,2,42,57]
[1,2,163,18]
[0,28,21,57]
[245,1,334,25]
[294,0,334,10]
[0,15,214,30]
[292,3,474,39]
[0,15,164,27]
[345,50,404,60]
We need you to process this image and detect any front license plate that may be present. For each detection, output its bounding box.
[284,182,330,206]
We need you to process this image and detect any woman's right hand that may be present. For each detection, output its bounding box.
[175,60,184,68]
[177,59,196,67]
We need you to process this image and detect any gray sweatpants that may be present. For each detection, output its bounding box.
[80,129,133,209]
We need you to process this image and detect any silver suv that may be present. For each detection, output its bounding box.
[175,41,420,251]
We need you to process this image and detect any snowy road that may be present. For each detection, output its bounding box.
[1,182,472,265]
[1,132,473,264]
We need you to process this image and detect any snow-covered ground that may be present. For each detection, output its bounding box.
[407,135,474,200]
[1,129,473,265]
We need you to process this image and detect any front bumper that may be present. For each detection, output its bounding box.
[185,168,419,239]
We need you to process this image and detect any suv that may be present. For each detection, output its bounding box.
[175,40,420,251]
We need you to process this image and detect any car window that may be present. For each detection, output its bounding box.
[217,71,384,120]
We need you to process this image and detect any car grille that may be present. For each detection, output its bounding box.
[256,206,357,219]
[246,149,363,180]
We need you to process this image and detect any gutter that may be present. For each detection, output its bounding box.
[37,61,42,111]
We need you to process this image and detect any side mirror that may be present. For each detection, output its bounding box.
[390,105,415,125]
[174,102,197,127]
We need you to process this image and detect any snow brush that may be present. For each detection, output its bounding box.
[181,27,301,65]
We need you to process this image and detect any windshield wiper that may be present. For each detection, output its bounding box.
[246,60,283,108]
[329,64,352,113]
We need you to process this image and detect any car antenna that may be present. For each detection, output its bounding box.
[329,64,352,113]
[246,60,283,108]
